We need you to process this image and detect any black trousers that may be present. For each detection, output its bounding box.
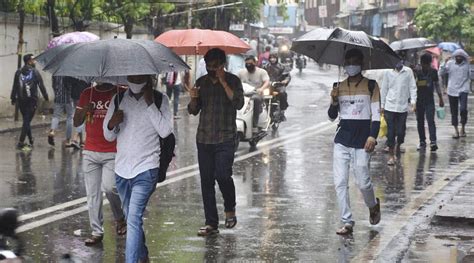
[448,93,468,126]
[416,101,437,144]
[197,141,236,228]
[18,100,37,144]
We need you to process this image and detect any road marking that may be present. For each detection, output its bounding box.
[17,121,335,231]
[351,159,474,262]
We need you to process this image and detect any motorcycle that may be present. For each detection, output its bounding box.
[0,208,22,261]
[235,82,284,151]
[295,56,306,75]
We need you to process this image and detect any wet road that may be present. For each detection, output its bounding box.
[1,64,474,262]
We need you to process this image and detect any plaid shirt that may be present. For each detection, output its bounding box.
[188,72,244,144]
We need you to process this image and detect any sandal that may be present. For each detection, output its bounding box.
[336,224,353,235]
[225,216,237,229]
[452,134,460,139]
[387,157,396,166]
[84,235,103,246]
[460,132,467,138]
[197,225,219,236]
[116,219,127,236]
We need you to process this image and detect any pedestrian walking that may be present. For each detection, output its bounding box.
[415,53,444,151]
[10,54,49,149]
[48,76,74,147]
[73,82,126,246]
[439,49,471,138]
[381,59,417,165]
[104,75,172,263]
[165,71,190,119]
[328,48,381,235]
[188,48,244,236]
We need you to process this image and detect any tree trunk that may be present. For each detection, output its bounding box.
[47,0,60,37]
[124,17,134,39]
[15,0,26,121]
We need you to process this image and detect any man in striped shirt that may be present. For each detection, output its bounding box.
[328,49,381,235]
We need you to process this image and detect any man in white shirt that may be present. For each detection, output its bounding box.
[237,56,270,133]
[103,75,173,263]
[381,61,417,165]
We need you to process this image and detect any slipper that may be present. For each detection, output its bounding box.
[116,219,127,236]
[452,134,460,139]
[460,133,467,138]
[387,158,396,166]
[336,224,353,235]
[225,216,237,229]
[197,225,219,237]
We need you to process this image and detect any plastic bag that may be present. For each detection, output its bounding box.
[378,114,388,138]
[436,107,446,120]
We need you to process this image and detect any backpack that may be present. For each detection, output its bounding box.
[19,69,35,98]
[114,90,175,183]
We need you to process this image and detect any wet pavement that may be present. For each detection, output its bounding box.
[1,63,474,262]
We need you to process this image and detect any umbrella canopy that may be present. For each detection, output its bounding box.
[291,27,400,69]
[155,29,251,55]
[425,47,441,56]
[36,39,190,78]
[47,31,99,49]
[389,37,436,51]
[438,42,461,53]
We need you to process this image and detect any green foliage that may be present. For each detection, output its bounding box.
[0,0,45,14]
[414,0,473,52]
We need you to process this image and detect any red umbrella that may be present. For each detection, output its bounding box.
[155,29,250,55]
[425,47,441,56]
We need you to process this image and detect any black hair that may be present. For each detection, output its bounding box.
[204,48,226,65]
[265,46,271,52]
[245,55,257,62]
[23,54,34,64]
[420,53,432,65]
[344,49,364,61]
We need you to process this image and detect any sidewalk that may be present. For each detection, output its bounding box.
[0,113,53,134]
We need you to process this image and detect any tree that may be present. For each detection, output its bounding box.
[46,0,60,37]
[414,0,473,52]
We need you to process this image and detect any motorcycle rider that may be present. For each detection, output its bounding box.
[264,53,290,120]
[238,56,270,134]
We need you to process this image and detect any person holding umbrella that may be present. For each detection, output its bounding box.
[439,49,471,138]
[188,48,244,236]
[328,49,381,235]
[104,75,173,263]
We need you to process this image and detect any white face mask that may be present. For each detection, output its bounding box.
[128,81,146,93]
[344,65,362,76]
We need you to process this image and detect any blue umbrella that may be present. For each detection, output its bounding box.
[438,42,461,53]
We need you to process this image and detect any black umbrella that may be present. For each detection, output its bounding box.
[389,37,436,51]
[36,38,190,77]
[291,27,400,69]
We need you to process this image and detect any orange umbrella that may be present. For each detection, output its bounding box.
[155,29,250,55]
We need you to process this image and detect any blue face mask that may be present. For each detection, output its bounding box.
[344,65,362,76]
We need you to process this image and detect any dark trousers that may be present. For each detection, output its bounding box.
[252,94,263,127]
[278,92,289,110]
[18,100,37,144]
[197,141,236,228]
[449,93,468,126]
[385,110,408,148]
[416,102,437,144]
[166,84,181,116]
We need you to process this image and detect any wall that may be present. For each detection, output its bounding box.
[0,12,150,118]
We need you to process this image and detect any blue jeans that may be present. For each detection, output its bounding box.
[166,84,181,116]
[384,110,408,148]
[197,141,236,228]
[116,168,158,263]
[51,102,74,140]
[416,102,437,144]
